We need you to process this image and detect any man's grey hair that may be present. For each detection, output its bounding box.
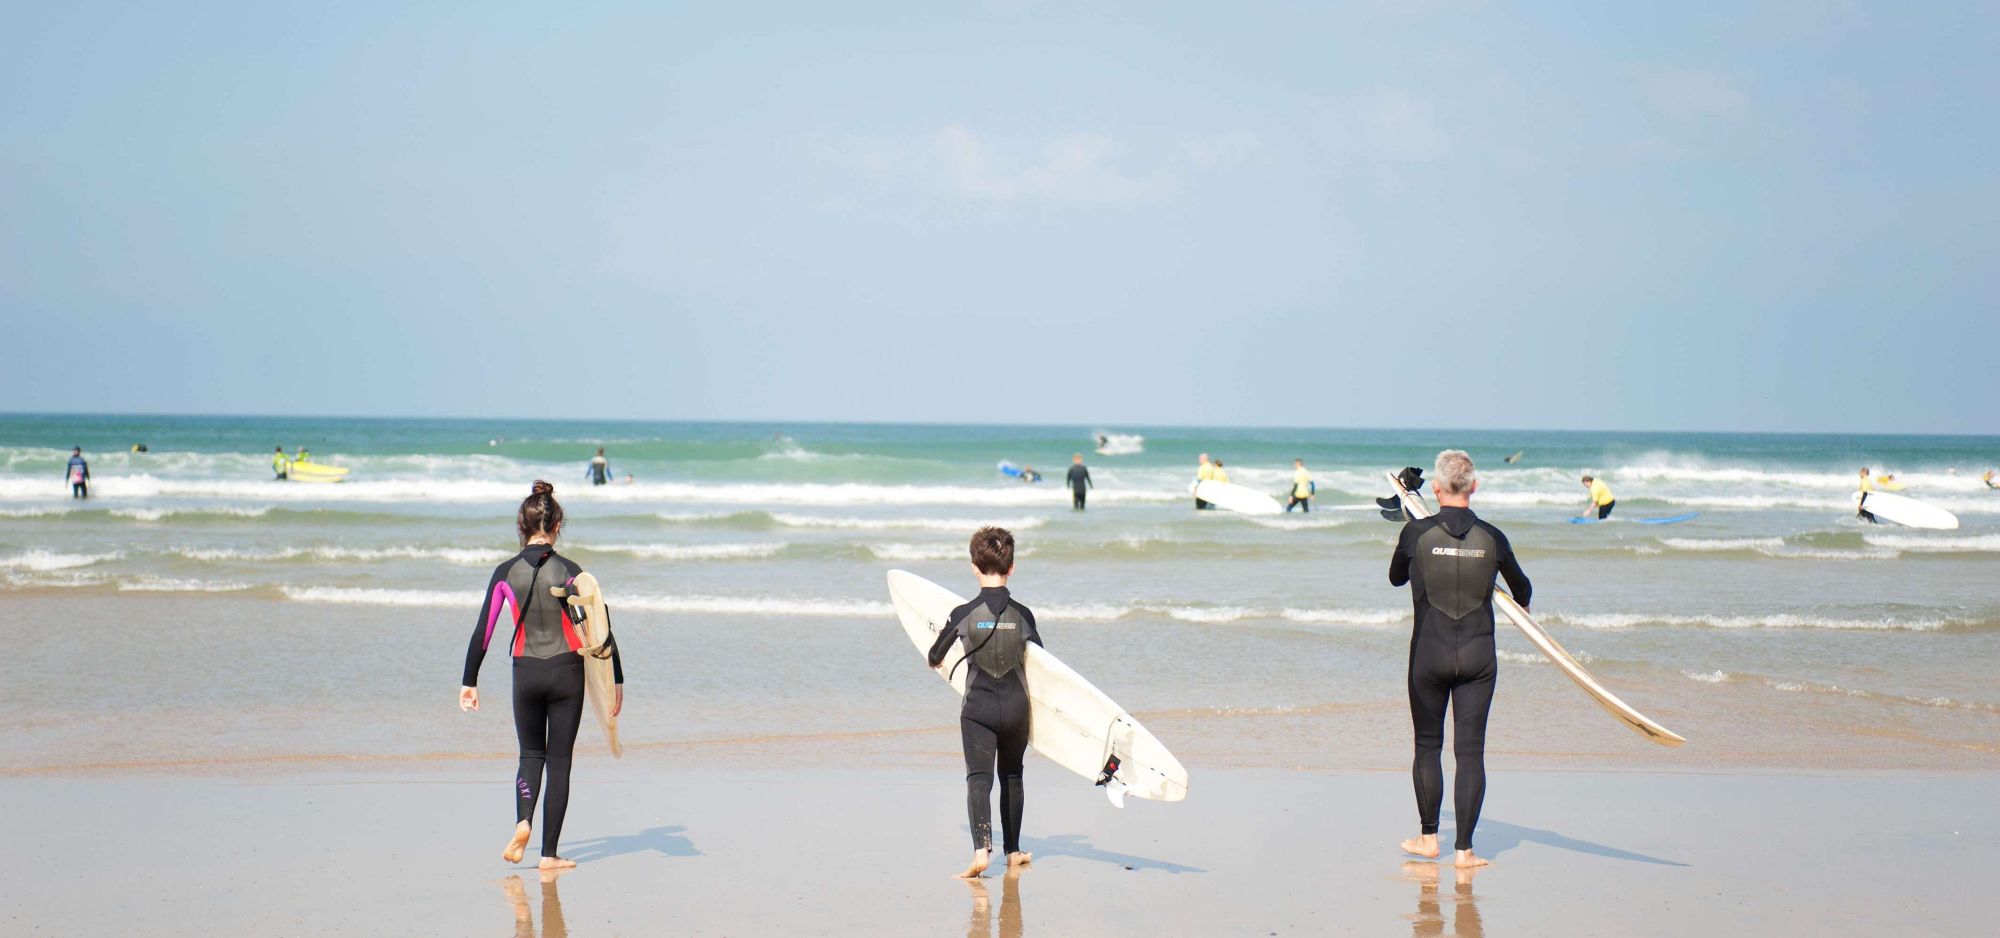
[1434,449,1477,496]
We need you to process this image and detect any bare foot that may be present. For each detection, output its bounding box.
[1006,851,1033,868]
[503,822,532,864]
[1401,834,1440,859]
[1453,849,1489,870]
[538,856,577,871]
[956,848,991,879]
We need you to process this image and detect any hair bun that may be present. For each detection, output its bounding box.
[531,480,554,497]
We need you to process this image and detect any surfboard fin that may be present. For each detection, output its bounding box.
[1102,778,1128,808]
[1095,755,1128,807]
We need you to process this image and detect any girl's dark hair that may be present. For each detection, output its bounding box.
[518,480,564,545]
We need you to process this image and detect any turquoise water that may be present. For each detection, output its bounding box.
[3,414,1997,772]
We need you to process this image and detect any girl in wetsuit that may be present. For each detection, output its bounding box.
[460,481,623,870]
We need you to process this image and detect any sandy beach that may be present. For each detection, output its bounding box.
[4,757,1994,936]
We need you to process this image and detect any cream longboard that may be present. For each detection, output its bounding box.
[559,572,622,757]
[1189,480,1283,515]
[1385,471,1686,747]
[888,570,1189,805]
[1853,490,1958,530]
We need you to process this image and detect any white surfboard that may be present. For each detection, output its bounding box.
[1385,471,1686,747]
[1190,480,1283,515]
[1854,490,1958,530]
[886,570,1189,805]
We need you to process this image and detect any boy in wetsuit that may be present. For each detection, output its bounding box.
[1389,450,1530,869]
[927,526,1041,879]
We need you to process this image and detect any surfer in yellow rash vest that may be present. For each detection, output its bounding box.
[1212,460,1230,484]
[1856,468,1878,523]
[1194,453,1216,509]
[273,446,288,480]
[1579,475,1615,520]
[1983,470,1997,490]
[1286,459,1313,513]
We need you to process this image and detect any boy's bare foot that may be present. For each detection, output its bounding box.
[1400,834,1440,859]
[1006,851,1033,867]
[956,848,991,879]
[538,856,577,871]
[503,822,532,864]
[1453,849,1489,869]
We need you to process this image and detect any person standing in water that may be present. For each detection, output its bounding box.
[927,527,1041,879]
[1286,458,1314,513]
[1389,451,1530,870]
[294,445,311,465]
[1579,474,1615,520]
[1856,467,1879,523]
[1194,453,1216,509]
[1211,459,1230,483]
[272,446,289,480]
[588,448,610,486]
[65,447,90,498]
[1066,454,1092,511]
[460,481,624,871]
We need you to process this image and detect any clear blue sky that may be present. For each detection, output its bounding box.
[2,2,1993,433]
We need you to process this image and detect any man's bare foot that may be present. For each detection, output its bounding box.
[538,856,577,871]
[1454,849,1489,869]
[1400,834,1440,859]
[956,848,991,879]
[503,822,532,864]
[1006,851,1033,867]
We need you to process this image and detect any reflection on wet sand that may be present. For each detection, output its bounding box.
[502,870,570,938]
[963,868,1026,938]
[1402,861,1482,938]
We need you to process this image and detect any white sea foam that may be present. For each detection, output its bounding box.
[111,506,272,522]
[279,585,894,618]
[1680,669,1731,683]
[117,576,254,593]
[770,514,1046,532]
[1862,533,2000,553]
[175,545,510,565]
[865,543,966,562]
[1659,537,1786,552]
[0,549,122,571]
[1549,612,1954,632]
[577,542,786,561]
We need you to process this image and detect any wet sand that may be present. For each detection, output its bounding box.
[3,763,1992,936]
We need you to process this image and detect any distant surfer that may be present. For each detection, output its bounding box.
[294,445,311,466]
[1286,458,1314,513]
[927,527,1041,879]
[1389,450,1530,870]
[1017,465,1041,483]
[1066,454,1092,510]
[1856,468,1879,523]
[1096,434,1109,450]
[1579,474,1615,520]
[1503,451,1523,465]
[1212,459,1229,483]
[65,447,90,499]
[460,481,625,872]
[1984,470,1997,490]
[588,448,610,486]
[273,446,289,480]
[1194,454,1217,509]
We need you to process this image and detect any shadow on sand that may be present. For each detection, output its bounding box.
[561,825,702,865]
[1456,816,1687,867]
[1014,833,1206,873]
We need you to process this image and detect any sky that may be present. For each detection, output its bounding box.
[1,1,1994,434]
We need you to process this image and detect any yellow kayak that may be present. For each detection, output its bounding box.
[286,461,349,483]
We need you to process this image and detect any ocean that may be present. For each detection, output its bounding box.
[3,414,1996,775]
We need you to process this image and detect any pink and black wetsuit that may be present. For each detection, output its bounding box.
[462,544,622,860]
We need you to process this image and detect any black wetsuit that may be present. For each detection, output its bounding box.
[1066,463,1091,510]
[463,545,623,859]
[1388,506,1530,852]
[927,587,1041,854]
[1597,500,1615,520]
[589,457,609,486]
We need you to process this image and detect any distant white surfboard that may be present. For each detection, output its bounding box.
[1385,471,1685,747]
[1854,490,1958,530]
[1190,480,1283,515]
[887,570,1189,805]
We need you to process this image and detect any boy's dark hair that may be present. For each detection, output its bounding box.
[970,526,1014,575]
